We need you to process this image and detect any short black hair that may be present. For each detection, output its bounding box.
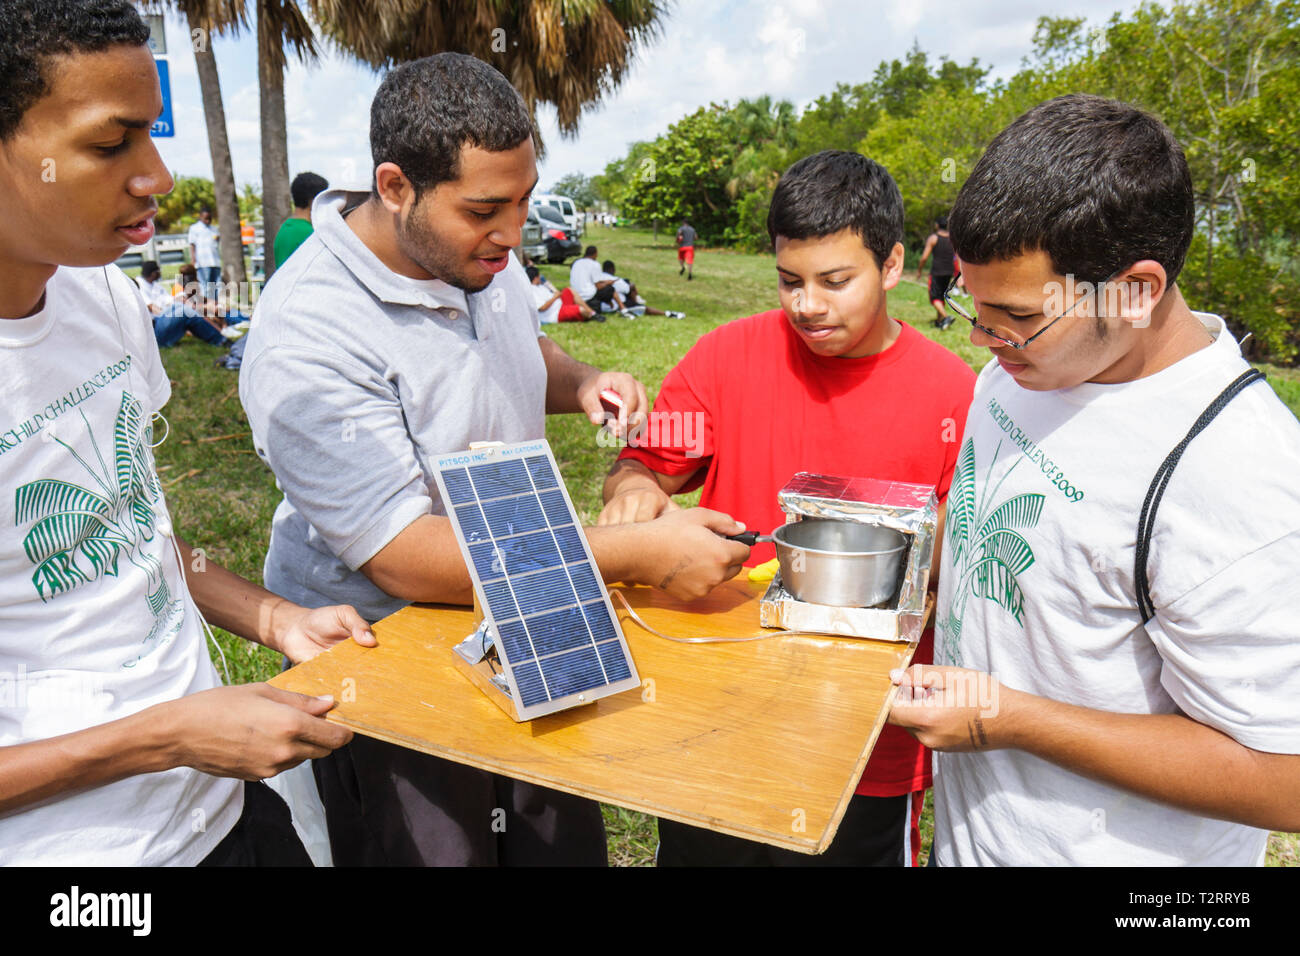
[949,94,1194,284]
[584,245,597,258]
[369,52,534,201]
[199,205,212,215]
[767,150,903,268]
[291,172,329,209]
[525,265,540,282]
[0,0,149,141]
[935,215,948,230]
[601,260,615,273]
[140,259,160,279]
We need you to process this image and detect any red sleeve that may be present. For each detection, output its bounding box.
[617,335,717,493]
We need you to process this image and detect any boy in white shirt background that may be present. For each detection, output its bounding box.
[187,206,221,298]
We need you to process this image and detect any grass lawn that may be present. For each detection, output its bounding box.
[156,223,1298,866]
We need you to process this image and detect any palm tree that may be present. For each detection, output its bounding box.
[146,1,249,287]
[256,0,317,279]
[307,0,667,138]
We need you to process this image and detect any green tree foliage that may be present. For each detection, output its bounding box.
[620,106,735,237]
[155,175,217,233]
[238,183,263,223]
[551,172,599,209]
[597,0,1298,361]
[593,140,654,212]
[1036,1,1300,359]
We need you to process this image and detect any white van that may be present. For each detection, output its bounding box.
[531,194,582,235]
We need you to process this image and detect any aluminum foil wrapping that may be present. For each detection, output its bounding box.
[758,471,937,643]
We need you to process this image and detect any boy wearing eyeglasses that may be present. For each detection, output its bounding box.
[600,150,976,866]
[889,94,1300,865]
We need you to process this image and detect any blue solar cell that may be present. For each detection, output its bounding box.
[442,443,636,716]
[511,660,549,707]
[470,459,530,500]
[455,503,489,543]
[552,524,585,560]
[569,564,603,603]
[525,455,559,490]
[581,600,619,644]
[468,541,506,582]
[522,605,594,658]
[508,566,580,616]
[495,620,534,665]
[539,489,570,528]
[442,467,475,506]
[538,644,607,699]
[595,639,632,682]
[496,530,562,574]
[482,579,520,622]
[480,494,546,537]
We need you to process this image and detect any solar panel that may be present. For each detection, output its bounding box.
[434,439,641,720]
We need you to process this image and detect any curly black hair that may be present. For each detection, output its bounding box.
[0,0,150,141]
[369,53,535,200]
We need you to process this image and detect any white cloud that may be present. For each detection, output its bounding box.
[150,0,1159,196]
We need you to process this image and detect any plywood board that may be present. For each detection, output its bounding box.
[270,575,929,854]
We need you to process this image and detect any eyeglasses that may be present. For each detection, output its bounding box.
[943,270,1122,350]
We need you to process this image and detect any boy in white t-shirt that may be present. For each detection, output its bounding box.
[0,0,375,866]
[888,94,1300,865]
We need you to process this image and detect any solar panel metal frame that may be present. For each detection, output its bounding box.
[433,439,641,720]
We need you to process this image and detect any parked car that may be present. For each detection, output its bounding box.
[520,207,547,262]
[532,193,583,236]
[535,204,582,264]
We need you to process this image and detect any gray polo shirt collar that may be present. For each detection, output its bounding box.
[311,188,471,318]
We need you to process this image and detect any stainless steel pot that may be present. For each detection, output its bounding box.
[772,518,908,608]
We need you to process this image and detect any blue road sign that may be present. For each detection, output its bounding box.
[151,59,174,138]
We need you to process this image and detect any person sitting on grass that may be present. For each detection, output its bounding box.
[599,259,685,319]
[171,261,197,298]
[153,277,249,348]
[599,149,977,867]
[888,93,1300,866]
[526,265,596,323]
[570,244,635,318]
[0,0,376,867]
[132,258,172,315]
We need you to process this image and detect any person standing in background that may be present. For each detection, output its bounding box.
[187,205,221,298]
[675,218,696,280]
[917,215,956,329]
[273,172,329,267]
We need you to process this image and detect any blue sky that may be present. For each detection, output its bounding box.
[152,0,1146,197]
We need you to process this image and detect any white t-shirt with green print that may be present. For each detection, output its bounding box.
[0,265,240,865]
[932,313,1300,866]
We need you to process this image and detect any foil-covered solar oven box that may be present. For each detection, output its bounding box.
[759,472,938,643]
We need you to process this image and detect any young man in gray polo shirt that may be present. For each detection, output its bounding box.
[240,53,750,865]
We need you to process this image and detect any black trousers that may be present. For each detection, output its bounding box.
[656,793,908,867]
[312,733,608,866]
[199,781,313,867]
[584,285,617,311]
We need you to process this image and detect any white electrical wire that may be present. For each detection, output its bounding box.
[610,590,837,644]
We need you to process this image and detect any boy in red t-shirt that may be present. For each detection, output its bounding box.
[600,150,976,866]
